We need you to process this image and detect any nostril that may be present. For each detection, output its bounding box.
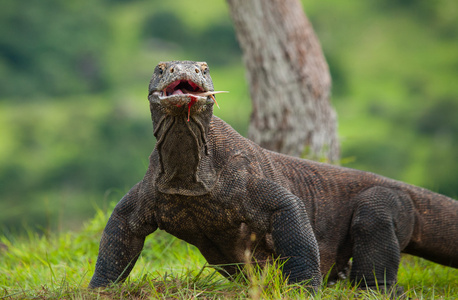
[195,68,199,73]
[170,67,174,73]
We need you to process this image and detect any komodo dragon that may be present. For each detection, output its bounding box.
[89,60,458,292]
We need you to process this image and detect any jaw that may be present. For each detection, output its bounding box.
[154,92,212,110]
[149,79,223,121]
[151,93,213,122]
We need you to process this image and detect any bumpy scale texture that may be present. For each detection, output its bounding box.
[89,61,458,292]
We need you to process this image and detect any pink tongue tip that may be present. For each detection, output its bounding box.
[172,89,184,95]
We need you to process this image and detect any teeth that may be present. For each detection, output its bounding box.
[157,90,228,104]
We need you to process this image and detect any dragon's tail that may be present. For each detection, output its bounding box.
[403,186,458,268]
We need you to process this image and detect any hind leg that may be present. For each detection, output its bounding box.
[350,186,413,290]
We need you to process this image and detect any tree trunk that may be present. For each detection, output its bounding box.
[226,0,339,162]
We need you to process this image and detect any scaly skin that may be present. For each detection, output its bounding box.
[89,61,458,292]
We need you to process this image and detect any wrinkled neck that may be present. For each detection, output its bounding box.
[156,115,206,176]
[153,115,214,195]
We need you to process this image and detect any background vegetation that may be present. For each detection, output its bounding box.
[3,0,456,233]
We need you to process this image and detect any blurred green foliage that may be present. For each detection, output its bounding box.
[0,0,110,98]
[0,0,456,233]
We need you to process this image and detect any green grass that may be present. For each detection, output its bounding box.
[1,206,457,299]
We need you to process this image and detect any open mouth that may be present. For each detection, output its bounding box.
[152,79,227,121]
[158,79,226,101]
[161,80,203,97]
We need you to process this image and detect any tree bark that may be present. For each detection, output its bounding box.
[226,0,339,162]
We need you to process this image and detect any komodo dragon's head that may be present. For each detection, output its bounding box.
[148,61,226,124]
[146,61,226,195]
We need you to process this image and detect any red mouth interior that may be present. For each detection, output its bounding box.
[161,80,204,122]
[164,80,203,96]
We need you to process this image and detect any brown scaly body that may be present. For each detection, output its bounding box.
[89,61,458,292]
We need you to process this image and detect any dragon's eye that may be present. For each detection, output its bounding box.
[201,64,208,75]
[157,63,166,75]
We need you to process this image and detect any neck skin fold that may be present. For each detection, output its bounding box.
[153,114,214,196]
